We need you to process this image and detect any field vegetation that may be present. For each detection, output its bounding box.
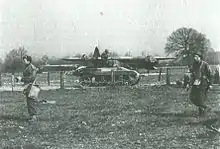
[1,82,220,148]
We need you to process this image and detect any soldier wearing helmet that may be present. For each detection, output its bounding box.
[101,49,109,67]
[189,52,212,116]
[16,55,39,122]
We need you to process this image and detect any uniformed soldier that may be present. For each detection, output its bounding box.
[189,52,212,116]
[183,66,192,89]
[101,49,109,67]
[16,55,39,121]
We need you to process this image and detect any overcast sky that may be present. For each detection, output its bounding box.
[0,0,220,58]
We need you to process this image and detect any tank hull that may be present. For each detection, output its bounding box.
[75,67,141,87]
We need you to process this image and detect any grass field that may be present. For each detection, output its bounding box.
[1,84,220,148]
[1,66,220,148]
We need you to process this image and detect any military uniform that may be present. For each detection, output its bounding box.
[189,60,211,116]
[101,50,109,67]
[22,63,38,117]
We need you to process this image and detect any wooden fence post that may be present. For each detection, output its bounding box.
[166,67,171,85]
[158,68,162,81]
[47,72,50,86]
[111,70,115,83]
[0,72,2,87]
[11,74,15,92]
[60,71,64,89]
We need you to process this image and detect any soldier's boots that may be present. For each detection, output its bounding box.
[29,115,37,122]
[199,107,207,117]
[198,106,211,117]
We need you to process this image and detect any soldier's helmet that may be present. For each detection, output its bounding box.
[22,55,32,63]
[193,51,203,59]
[81,54,88,60]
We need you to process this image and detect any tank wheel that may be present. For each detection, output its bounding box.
[80,76,92,87]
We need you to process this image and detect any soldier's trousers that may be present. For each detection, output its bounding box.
[26,96,38,116]
[24,84,38,116]
[190,85,208,111]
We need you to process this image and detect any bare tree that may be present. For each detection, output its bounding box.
[125,50,132,57]
[0,58,3,72]
[3,47,28,73]
[141,51,147,57]
[109,51,119,57]
[88,52,93,58]
[74,53,82,58]
[40,55,49,65]
[165,27,211,65]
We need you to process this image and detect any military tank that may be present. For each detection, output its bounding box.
[68,65,141,87]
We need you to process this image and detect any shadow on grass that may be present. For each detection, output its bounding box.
[152,110,220,128]
[152,110,197,118]
[3,144,44,149]
[0,115,29,122]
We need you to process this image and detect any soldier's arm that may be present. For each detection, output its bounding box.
[189,64,196,86]
[205,63,212,85]
[189,72,195,86]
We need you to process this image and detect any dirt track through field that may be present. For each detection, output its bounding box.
[0,85,220,148]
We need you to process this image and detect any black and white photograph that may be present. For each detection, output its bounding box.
[0,0,220,148]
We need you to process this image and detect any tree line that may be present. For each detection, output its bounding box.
[0,47,50,73]
[0,47,124,73]
[165,27,214,66]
